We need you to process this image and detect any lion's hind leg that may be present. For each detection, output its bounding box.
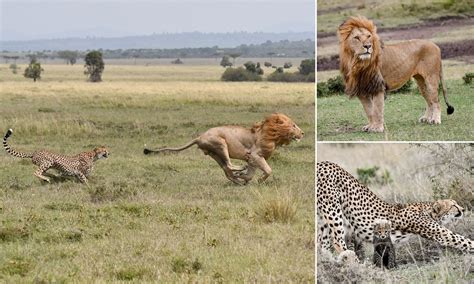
[414,73,441,124]
[206,151,246,185]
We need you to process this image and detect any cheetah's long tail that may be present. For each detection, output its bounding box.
[144,138,199,155]
[3,129,33,158]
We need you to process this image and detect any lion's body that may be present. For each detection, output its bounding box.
[317,161,473,261]
[144,113,303,185]
[3,129,108,184]
[338,16,453,132]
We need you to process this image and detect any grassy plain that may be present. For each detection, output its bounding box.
[0,63,315,282]
[317,144,473,283]
[317,61,474,141]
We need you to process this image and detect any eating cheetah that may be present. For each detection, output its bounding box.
[317,161,473,261]
[3,129,109,184]
[372,220,397,269]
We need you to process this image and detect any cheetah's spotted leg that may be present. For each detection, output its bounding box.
[34,163,53,183]
[75,172,89,184]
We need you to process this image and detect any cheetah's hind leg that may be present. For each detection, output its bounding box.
[34,163,52,183]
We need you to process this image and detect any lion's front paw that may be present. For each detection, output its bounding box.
[362,124,384,133]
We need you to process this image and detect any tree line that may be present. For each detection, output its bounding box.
[1,39,314,63]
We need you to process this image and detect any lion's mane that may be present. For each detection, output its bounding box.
[251,113,295,159]
[338,16,385,98]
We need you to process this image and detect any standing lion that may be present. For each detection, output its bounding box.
[144,113,304,185]
[338,16,454,133]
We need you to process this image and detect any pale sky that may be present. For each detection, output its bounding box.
[1,0,315,41]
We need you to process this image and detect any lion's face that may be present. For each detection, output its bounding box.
[290,122,304,142]
[431,199,464,225]
[347,27,374,60]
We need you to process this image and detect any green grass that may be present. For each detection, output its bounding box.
[317,79,473,141]
[0,64,314,282]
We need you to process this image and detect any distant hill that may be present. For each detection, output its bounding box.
[1,31,314,52]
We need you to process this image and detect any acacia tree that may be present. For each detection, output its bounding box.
[23,58,44,82]
[84,51,104,82]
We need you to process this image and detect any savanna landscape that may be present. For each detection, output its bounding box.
[0,61,315,282]
[317,0,474,141]
[317,143,473,282]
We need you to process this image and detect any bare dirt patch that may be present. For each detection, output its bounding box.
[318,16,474,71]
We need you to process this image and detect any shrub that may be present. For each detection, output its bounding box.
[462,72,474,84]
[298,59,315,75]
[326,75,345,94]
[9,64,18,74]
[221,67,262,81]
[317,76,344,97]
[283,62,293,69]
[220,55,232,67]
[171,58,183,64]
[24,59,44,82]
[317,82,329,97]
[356,166,393,186]
[264,61,272,67]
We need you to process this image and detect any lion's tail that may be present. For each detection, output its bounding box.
[3,129,33,158]
[440,65,454,115]
[144,138,199,155]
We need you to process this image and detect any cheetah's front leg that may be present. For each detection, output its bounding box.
[75,172,89,184]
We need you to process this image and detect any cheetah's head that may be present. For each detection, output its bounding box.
[94,146,109,160]
[431,199,464,225]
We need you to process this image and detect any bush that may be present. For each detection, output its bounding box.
[171,58,183,64]
[356,166,393,186]
[221,67,262,81]
[327,75,345,94]
[283,62,293,69]
[9,64,18,74]
[317,82,329,97]
[267,71,314,82]
[220,55,232,67]
[317,75,345,97]
[298,59,315,75]
[462,72,474,84]
[243,61,264,75]
[264,61,272,67]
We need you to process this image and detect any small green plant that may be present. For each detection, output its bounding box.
[462,72,474,84]
[171,257,202,274]
[116,266,149,280]
[357,166,379,185]
[356,166,393,186]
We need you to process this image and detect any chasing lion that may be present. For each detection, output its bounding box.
[338,16,454,133]
[144,113,304,185]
